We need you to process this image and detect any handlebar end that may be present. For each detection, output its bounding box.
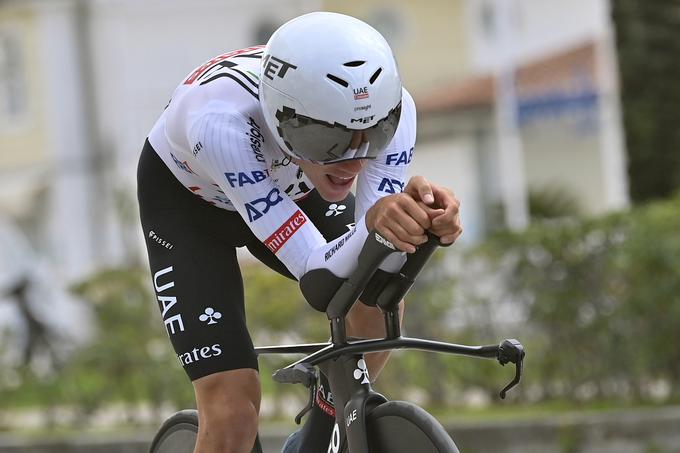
[497,339,525,399]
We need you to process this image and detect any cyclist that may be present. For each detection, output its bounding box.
[137,11,461,453]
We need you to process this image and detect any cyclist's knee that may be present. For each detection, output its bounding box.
[201,399,259,432]
[193,369,261,451]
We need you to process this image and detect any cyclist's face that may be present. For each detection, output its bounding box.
[295,158,366,202]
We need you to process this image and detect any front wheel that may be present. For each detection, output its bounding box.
[148,410,262,453]
[365,401,459,453]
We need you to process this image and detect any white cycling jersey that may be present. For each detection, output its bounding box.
[147,46,416,280]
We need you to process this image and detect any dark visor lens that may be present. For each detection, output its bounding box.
[275,102,402,164]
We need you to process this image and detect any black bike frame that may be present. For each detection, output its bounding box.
[256,231,524,453]
[257,337,503,452]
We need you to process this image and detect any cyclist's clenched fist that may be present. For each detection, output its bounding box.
[365,191,430,253]
[365,176,462,253]
[405,176,462,245]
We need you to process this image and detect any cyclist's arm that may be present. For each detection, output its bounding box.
[188,110,375,280]
[353,88,418,270]
[355,88,416,220]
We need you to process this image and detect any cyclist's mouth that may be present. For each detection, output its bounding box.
[326,174,356,187]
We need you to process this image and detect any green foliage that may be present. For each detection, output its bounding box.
[486,185,581,234]
[242,265,326,340]
[4,194,680,428]
[66,268,195,417]
[470,193,680,402]
[1,268,194,428]
[528,185,582,221]
[376,251,462,408]
[611,0,680,202]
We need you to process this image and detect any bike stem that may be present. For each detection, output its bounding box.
[327,231,441,344]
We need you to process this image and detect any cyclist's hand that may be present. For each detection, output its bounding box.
[405,176,462,245]
[365,192,431,253]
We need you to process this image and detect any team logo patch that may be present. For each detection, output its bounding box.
[354,86,369,100]
[386,148,414,166]
[325,203,346,217]
[316,384,335,417]
[245,188,283,222]
[265,210,306,253]
[199,307,222,325]
[225,170,268,187]
[170,153,196,174]
[246,117,265,162]
[377,178,405,194]
[353,358,370,384]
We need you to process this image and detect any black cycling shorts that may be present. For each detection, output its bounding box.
[137,140,356,380]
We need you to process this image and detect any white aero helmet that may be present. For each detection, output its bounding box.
[259,12,402,164]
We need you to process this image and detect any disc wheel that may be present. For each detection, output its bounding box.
[364,401,459,453]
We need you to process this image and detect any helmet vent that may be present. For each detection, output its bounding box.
[326,73,349,87]
[343,60,365,67]
[369,68,383,84]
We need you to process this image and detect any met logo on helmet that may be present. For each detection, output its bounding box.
[350,115,375,124]
[263,55,298,80]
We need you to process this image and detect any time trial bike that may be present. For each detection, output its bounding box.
[149,231,525,452]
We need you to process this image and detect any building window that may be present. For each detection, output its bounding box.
[0,30,27,125]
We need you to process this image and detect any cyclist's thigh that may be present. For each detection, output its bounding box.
[138,141,259,380]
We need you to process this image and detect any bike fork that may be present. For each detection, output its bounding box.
[320,353,387,453]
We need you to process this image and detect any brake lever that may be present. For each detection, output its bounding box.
[497,339,525,399]
[273,363,319,424]
[295,380,317,424]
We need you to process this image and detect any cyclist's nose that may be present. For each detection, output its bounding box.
[335,159,364,175]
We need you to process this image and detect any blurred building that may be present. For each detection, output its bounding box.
[414,0,629,238]
[0,0,629,281]
[0,0,321,282]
